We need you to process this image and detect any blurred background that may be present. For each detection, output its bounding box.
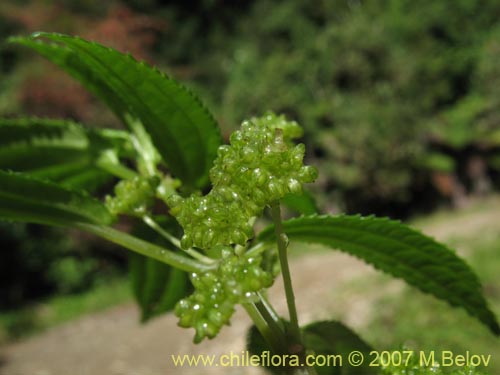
[1,0,500,374]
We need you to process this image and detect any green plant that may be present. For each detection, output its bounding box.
[0,33,498,374]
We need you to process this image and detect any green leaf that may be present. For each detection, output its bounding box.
[258,214,500,336]
[44,165,112,191]
[247,320,374,375]
[130,253,192,322]
[0,170,113,226]
[10,32,222,188]
[0,117,133,189]
[303,321,375,375]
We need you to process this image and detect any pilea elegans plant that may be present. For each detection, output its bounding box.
[1,33,499,374]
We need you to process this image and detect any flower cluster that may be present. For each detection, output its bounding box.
[105,175,159,217]
[174,248,273,342]
[169,113,317,250]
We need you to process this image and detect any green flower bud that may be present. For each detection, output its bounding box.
[217,145,231,158]
[252,168,268,186]
[287,178,302,194]
[230,230,247,246]
[300,165,319,182]
[180,235,193,250]
[166,194,183,208]
[241,146,258,163]
[208,310,224,326]
[267,180,282,197]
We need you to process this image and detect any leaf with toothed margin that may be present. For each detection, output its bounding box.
[303,321,375,375]
[246,320,375,375]
[0,117,132,191]
[257,214,500,336]
[0,170,114,226]
[10,32,222,189]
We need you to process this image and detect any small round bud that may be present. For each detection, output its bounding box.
[180,235,193,249]
[229,131,243,145]
[287,178,302,194]
[230,230,247,245]
[299,166,318,182]
[252,168,268,186]
[217,145,231,158]
[267,181,282,197]
[241,146,257,163]
[166,194,183,208]
[208,310,224,326]
[202,229,215,249]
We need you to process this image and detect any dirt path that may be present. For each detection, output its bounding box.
[2,197,500,375]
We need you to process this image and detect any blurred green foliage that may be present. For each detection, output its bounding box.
[3,0,500,214]
[0,222,127,310]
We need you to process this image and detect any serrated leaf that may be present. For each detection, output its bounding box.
[303,321,375,375]
[10,33,222,188]
[0,117,132,190]
[258,215,500,336]
[0,170,113,226]
[247,320,374,375]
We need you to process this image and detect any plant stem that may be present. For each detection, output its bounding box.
[246,241,272,257]
[246,298,318,375]
[142,215,216,265]
[76,223,215,273]
[143,215,180,246]
[125,114,158,176]
[256,292,282,326]
[243,302,287,354]
[270,202,301,345]
[96,150,137,180]
[254,302,287,347]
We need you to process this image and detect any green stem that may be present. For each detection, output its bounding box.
[256,292,282,327]
[96,155,137,180]
[255,300,285,340]
[125,114,158,176]
[246,297,318,375]
[76,223,214,273]
[270,202,301,344]
[245,241,272,258]
[143,215,180,246]
[243,302,287,354]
